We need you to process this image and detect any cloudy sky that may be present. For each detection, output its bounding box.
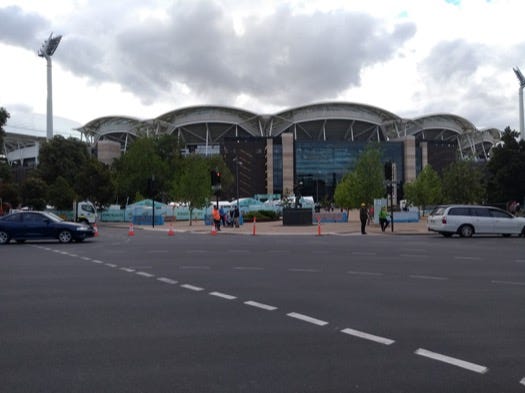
[1,0,524,134]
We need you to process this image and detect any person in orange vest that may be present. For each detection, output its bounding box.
[212,205,221,231]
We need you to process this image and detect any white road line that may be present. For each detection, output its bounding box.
[288,268,320,273]
[516,259,525,263]
[414,348,488,374]
[351,252,377,256]
[409,274,448,281]
[520,377,525,386]
[68,254,77,257]
[157,277,178,285]
[180,266,210,270]
[229,250,250,253]
[491,280,525,286]
[234,266,264,270]
[136,271,155,278]
[400,254,429,258]
[454,256,481,260]
[244,300,277,311]
[181,284,204,291]
[341,328,395,345]
[105,263,118,268]
[120,267,135,273]
[81,257,91,261]
[287,312,328,326]
[209,291,237,300]
[92,260,104,264]
[347,270,384,277]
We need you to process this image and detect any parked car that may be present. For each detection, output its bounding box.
[0,211,95,244]
[427,204,525,238]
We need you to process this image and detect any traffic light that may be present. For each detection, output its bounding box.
[210,170,221,186]
[384,162,393,181]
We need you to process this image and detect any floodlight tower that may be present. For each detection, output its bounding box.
[513,66,525,141]
[38,33,62,140]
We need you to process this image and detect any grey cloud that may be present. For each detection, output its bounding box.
[420,39,486,84]
[47,1,417,108]
[0,5,49,48]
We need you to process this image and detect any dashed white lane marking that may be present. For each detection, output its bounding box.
[229,249,250,253]
[351,252,377,256]
[341,328,395,345]
[120,267,135,273]
[92,260,104,264]
[81,257,91,261]
[136,271,155,278]
[209,291,237,300]
[454,256,481,261]
[414,348,488,374]
[181,284,204,291]
[520,377,525,386]
[244,300,277,311]
[347,270,384,277]
[491,280,525,286]
[234,266,264,270]
[105,263,118,268]
[288,268,320,273]
[400,254,429,258]
[68,254,77,257]
[157,277,178,285]
[516,259,525,263]
[180,266,210,270]
[409,274,448,281]
[287,312,329,326]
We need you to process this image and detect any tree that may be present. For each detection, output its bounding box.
[486,127,525,205]
[334,146,385,210]
[20,177,47,210]
[403,165,442,213]
[442,160,485,204]
[75,159,115,205]
[47,176,76,210]
[37,135,91,185]
[0,107,9,151]
[171,155,211,225]
[113,137,169,203]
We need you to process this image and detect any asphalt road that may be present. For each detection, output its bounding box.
[1,228,524,392]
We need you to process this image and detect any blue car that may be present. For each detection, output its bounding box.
[0,211,95,244]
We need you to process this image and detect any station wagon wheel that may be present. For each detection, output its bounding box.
[58,230,73,243]
[0,231,10,245]
[459,225,474,238]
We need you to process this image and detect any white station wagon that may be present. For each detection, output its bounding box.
[427,205,525,238]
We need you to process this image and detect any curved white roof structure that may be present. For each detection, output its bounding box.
[75,102,501,159]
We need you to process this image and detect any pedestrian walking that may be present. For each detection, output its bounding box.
[212,205,221,231]
[379,206,389,232]
[359,203,368,234]
[233,205,240,228]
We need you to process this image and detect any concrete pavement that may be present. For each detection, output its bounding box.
[107,210,430,236]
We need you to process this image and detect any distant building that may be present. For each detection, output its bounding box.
[76,102,501,202]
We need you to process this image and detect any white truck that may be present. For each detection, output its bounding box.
[73,201,97,224]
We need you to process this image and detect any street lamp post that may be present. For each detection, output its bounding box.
[513,66,525,141]
[38,33,62,140]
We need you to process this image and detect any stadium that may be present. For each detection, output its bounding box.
[5,102,501,202]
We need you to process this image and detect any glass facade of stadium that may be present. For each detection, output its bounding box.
[76,103,501,203]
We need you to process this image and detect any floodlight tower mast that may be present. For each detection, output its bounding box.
[513,66,525,141]
[38,33,62,140]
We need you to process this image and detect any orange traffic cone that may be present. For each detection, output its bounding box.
[211,223,217,235]
[168,223,175,236]
[93,223,99,237]
[128,223,135,236]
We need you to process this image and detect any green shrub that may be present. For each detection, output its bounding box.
[243,210,280,222]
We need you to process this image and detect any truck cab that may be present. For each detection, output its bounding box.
[73,201,97,224]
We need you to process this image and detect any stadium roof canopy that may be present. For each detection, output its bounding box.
[69,102,502,160]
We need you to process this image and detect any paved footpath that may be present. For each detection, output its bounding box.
[107,210,430,236]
